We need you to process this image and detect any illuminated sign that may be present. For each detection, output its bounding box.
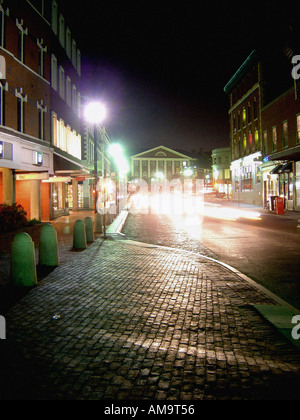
[42,176,72,183]
[16,173,49,181]
[0,141,3,158]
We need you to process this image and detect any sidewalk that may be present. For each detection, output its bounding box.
[1,210,300,400]
[206,199,300,221]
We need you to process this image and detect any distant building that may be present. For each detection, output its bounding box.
[212,147,232,196]
[130,145,196,182]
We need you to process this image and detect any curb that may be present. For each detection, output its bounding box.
[106,210,129,236]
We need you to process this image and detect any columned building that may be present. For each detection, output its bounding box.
[130,146,196,182]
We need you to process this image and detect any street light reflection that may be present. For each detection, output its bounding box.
[130,192,261,223]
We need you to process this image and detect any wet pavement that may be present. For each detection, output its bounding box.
[0,209,300,400]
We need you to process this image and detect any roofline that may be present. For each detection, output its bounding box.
[224,50,259,94]
[131,145,194,159]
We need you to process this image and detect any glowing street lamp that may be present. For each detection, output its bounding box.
[84,102,107,125]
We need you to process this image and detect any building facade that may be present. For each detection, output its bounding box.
[130,145,196,182]
[224,51,263,206]
[262,84,300,211]
[212,147,232,197]
[0,0,105,221]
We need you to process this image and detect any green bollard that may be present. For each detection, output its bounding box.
[39,224,59,267]
[95,213,103,234]
[85,217,94,242]
[73,219,87,250]
[11,233,37,287]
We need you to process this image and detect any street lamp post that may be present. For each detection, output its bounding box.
[84,101,107,234]
[109,144,129,216]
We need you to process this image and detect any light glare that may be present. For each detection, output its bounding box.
[84,102,107,124]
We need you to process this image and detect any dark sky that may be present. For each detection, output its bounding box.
[62,1,300,155]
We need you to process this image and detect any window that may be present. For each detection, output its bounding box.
[77,50,81,76]
[248,102,251,123]
[72,84,77,111]
[16,19,28,62]
[243,107,247,127]
[253,97,258,120]
[66,76,71,106]
[37,39,47,77]
[52,113,81,159]
[51,55,58,91]
[59,66,65,99]
[51,1,58,34]
[15,88,27,133]
[59,14,65,48]
[66,28,72,58]
[72,40,77,68]
[297,115,300,143]
[77,92,81,118]
[0,5,5,48]
[255,129,259,150]
[0,82,6,125]
[37,100,47,140]
[263,131,268,155]
[272,126,277,151]
[233,115,236,133]
[243,134,247,153]
[282,121,288,148]
[238,111,240,130]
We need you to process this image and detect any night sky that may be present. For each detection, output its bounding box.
[62,1,300,155]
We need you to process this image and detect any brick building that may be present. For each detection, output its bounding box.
[0,0,104,221]
[261,84,300,210]
[224,51,263,206]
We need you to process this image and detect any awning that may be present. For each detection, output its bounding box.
[279,162,293,173]
[270,164,284,174]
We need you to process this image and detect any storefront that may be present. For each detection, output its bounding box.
[262,161,295,211]
[230,152,263,206]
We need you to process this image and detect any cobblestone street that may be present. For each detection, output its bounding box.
[1,224,300,400]
[122,213,217,259]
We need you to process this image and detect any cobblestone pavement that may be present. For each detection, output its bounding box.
[122,213,218,259]
[1,236,300,400]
